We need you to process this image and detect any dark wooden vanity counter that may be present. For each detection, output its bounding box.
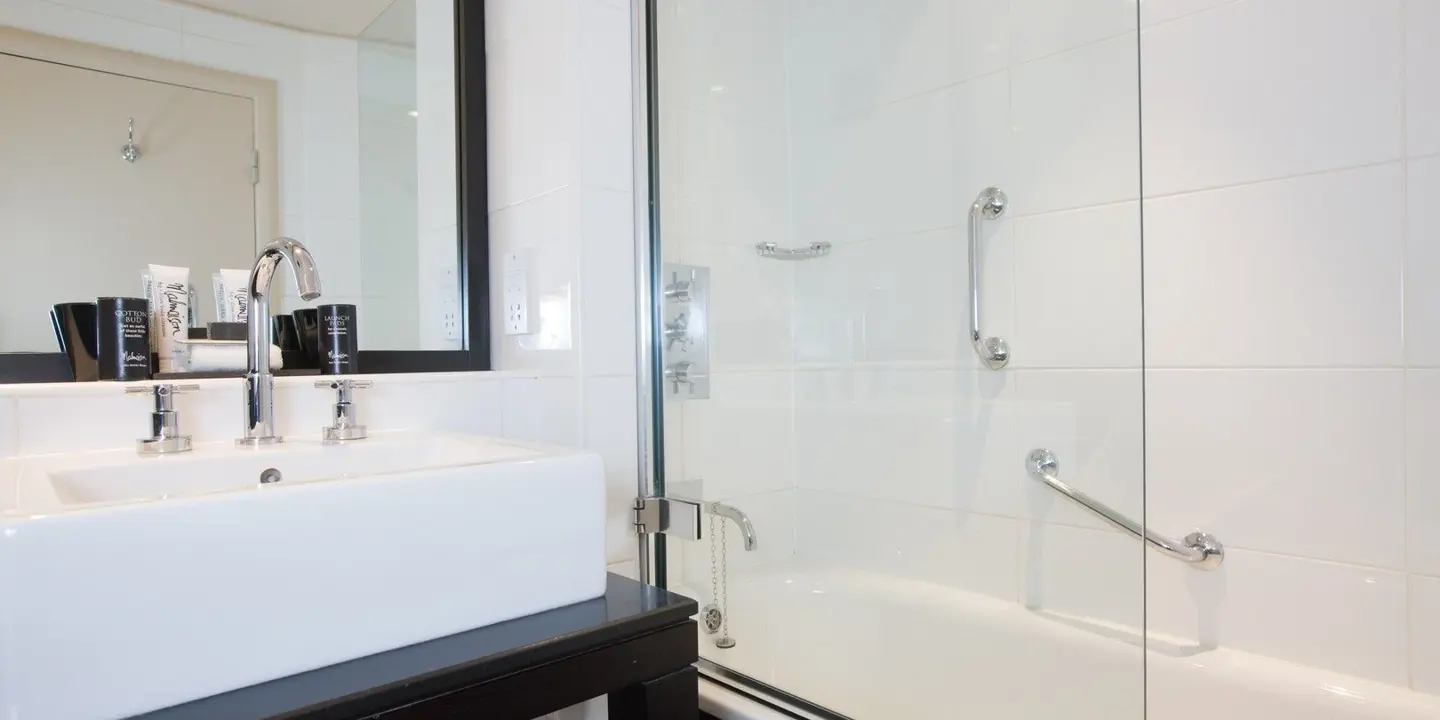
[136,574,699,720]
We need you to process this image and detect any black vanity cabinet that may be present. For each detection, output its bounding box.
[138,575,699,720]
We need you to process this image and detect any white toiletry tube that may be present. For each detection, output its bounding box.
[146,264,190,373]
[213,268,250,323]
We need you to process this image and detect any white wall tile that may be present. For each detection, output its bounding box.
[1141,0,1403,195]
[485,4,578,210]
[1407,371,1440,575]
[303,218,363,297]
[1138,0,1237,28]
[673,110,791,247]
[485,0,575,48]
[681,372,793,500]
[302,54,362,221]
[1009,0,1136,65]
[578,0,634,193]
[785,0,1003,127]
[793,369,1019,517]
[1407,156,1440,366]
[951,71,1014,218]
[180,33,282,78]
[1146,370,1405,568]
[1412,575,1440,694]
[181,5,298,49]
[792,89,954,245]
[578,187,636,377]
[3,0,184,60]
[1011,202,1141,369]
[1019,522,1142,628]
[1015,370,1143,530]
[1408,0,1440,158]
[50,0,182,30]
[488,189,580,375]
[669,0,787,128]
[583,375,640,563]
[1144,164,1405,368]
[1147,549,1408,685]
[16,391,134,456]
[501,376,582,446]
[793,228,998,367]
[795,489,1019,602]
[684,241,793,371]
[373,375,505,436]
[1009,35,1139,215]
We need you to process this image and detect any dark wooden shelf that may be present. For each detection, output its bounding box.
[136,574,699,720]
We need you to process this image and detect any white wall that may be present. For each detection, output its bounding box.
[1140,0,1428,694]
[656,0,1440,701]
[485,0,639,572]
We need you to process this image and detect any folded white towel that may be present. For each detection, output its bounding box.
[172,339,282,373]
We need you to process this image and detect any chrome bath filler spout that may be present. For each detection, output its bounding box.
[709,502,757,551]
[238,237,321,446]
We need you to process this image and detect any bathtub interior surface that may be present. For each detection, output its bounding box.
[679,561,1440,720]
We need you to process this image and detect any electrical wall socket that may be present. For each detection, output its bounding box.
[441,267,461,341]
[503,250,534,336]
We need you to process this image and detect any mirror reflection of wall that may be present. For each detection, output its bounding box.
[0,0,460,356]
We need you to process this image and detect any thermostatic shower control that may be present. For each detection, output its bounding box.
[661,263,709,400]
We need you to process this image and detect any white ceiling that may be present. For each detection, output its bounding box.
[173,0,400,38]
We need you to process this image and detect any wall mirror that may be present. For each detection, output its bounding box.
[0,0,488,382]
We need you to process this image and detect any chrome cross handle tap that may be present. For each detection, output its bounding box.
[315,379,372,444]
[238,238,321,446]
[126,383,199,455]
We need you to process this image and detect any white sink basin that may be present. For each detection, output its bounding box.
[0,432,607,720]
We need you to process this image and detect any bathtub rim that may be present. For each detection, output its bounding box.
[699,658,850,720]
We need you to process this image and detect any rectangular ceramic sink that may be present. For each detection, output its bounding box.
[0,432,607,719]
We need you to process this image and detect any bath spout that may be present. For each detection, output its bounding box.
[709,502,757,551]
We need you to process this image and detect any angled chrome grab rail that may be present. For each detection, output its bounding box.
[1026,449,1224,570]
[969,188,1009,369]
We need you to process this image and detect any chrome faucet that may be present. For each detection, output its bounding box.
[238,237,321,446]
[709,502,757,551]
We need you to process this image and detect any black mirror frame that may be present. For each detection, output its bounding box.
[0,0,490,383]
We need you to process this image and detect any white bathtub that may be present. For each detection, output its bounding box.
[681,564,1440,719]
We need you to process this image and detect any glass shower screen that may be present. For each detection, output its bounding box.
[647,1,1145,716]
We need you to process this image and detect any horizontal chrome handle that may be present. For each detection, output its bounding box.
[1026,449,1223,570]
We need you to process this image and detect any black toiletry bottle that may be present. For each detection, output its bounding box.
[318,304,358,375]
[97,297,152,381]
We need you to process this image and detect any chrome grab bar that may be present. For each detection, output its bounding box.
[1026,449,1224,570]
[969,188,1009,369]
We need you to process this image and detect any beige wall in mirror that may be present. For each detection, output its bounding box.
[0,0,461,356]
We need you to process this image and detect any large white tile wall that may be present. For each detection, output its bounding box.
[1140,0,1432,693]
[484,0,640,570]
[656,0,1440,699]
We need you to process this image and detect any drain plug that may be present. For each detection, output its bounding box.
[259,468,283,484]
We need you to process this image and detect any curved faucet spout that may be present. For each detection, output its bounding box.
[709,502,757,551]
[239,237,322,446]
[249,237,322,307]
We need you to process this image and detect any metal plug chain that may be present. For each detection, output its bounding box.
[715,514,735,649]
[700,514,723,636]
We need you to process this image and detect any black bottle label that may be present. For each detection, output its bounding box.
[319,304,358,375]
[98,297,152,381]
